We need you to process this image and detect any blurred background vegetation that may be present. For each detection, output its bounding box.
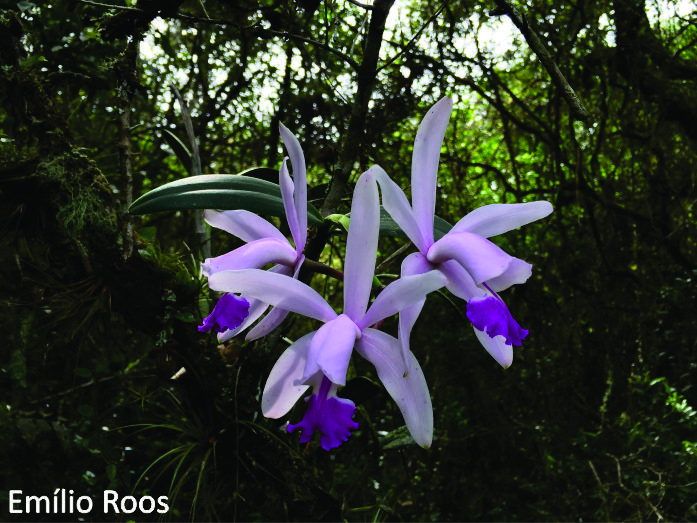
[1,0,696,520]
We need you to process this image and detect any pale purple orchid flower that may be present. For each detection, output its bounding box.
[208,166,448,449]
[199,123,309,341]
[374,97,553,369]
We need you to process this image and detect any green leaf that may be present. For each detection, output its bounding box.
[378,207,406,238]
[106,464,117,481]
[8,350,27,387]
[326,213,350,232]
[433,215,453,240]
[162,129,192,175]
[129,174,323,225]
[377,208,453,240]
[17,1,37,13]
[175,312,195,322]
[22,55,46,69]
[380,425,420,450]
[137,226,157,241]
[74,367,92,378]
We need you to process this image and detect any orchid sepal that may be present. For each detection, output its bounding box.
[356,328,434,448]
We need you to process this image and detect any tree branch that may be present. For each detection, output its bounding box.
[115,39,139,260]
[320,0,395,217]
[378,2,446,72]
[489,0,592,123]
[304,0,394,265]
[171,84,210,260]
[346,0,374,10]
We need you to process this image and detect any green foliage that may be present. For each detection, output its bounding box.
[129,172,323,224]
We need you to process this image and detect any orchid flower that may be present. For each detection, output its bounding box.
[374,97,553,369]
[208,166,447,449]
[199,123,309,341]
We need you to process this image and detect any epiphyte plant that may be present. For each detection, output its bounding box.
[129,96,553,450]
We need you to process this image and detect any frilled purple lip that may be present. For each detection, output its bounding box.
[465,295,528,346]
[287,376,359,450]
[198,293,250,333]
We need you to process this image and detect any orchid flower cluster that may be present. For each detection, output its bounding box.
[198,97,553,450]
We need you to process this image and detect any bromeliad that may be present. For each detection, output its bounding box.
[208,167,447,449]
[375,97,553,369]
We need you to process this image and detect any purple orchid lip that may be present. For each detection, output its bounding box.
[198,293,250,334]
[465,293,529,347]
[287,375,359,450]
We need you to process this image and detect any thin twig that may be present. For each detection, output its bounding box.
[378,1,446,72]
[302,258,345,281]
[346,0,374,9]
[489,0,592,123]
[31,359,144,405]
[79,0,358,69]
[319,0,396,218]
[80,0,143,11]
[375,241,412,272]
[263,28,359,70]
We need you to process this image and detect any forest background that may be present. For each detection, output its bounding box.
[1,0,696,521]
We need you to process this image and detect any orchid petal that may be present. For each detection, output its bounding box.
[358,271,447,330]
[356,329,434,448]
[411,97,453,247]
[373,167,427,252]
[451,201,553,238]
[279,123,308,250]
[304,314,360,386]
[437,259,484,301]
[344,167,380,321]
[397,299,424,373]
[218,296,269,342]
[218,264,292,342]
[246,307,291,340]
[262,332,315,418]
[208,269,337,323]
[204,209,286,244]
[485,257,532,292]
[402,251,434,277]
[472,327,514,369]
[202,238,295,276]
[427,232,513,284]
[279,158,302,253]
[395,252,433,370]
[244,264,296,340]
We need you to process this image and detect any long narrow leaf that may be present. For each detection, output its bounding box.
[132,444,192,493]
[162,129,193,176]
[129,174,323,225]
[377,207,453,240]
